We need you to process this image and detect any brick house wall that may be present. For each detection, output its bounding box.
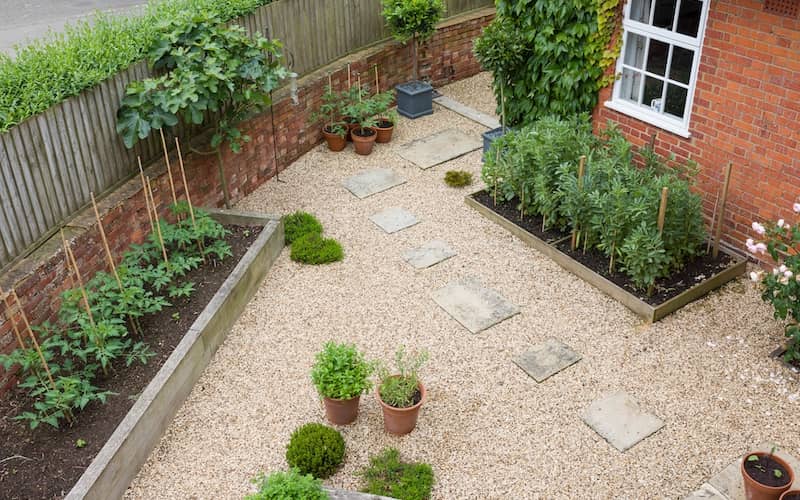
[0,8,495,395]
[593,0,800,255]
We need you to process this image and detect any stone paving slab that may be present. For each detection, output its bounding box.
[432,277,519,334]
[369,207,419,234]
[325,488,395,500]
[433,95,501,129]
[403,240,457,269]
[698,442,800,499]
[581,391,664,452]
[342,169,406,199]
[512,339,581,383]
[398,129,482,170]
[684,483,727,500]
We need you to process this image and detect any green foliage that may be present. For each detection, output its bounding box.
[285,423,346,479]
[246,468,329,500]
[378,346,428,408]
[444,170,473,188]
[474,0,621,126]
[359,448,434,500]
[291,233,344,265]
[283,212,323,245]
[0,0,272,131]
[381,0,446,44]
[309,85,348,138]
[311,342,374,400]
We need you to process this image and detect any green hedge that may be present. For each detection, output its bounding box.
[0,0,272,131]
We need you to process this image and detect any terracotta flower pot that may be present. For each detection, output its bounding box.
[780,490,800,500]
[742,451,795,500]
[322,126,346,152]
[377,378,425,435]
[374,119,395,144]
[322,395,360,425]
[343,117,358,142]
[351,127,377,156]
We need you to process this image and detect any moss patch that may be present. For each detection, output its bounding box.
[283,211,323,245]
[444,170,473,188]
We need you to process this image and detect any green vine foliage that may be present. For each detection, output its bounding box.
[474,0,621,126]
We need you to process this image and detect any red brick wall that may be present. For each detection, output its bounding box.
[0,9,495,395]
[593,0,800,255]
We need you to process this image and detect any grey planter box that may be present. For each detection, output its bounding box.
[396,81,433,119]
[482,126,510,162]
[66,209,284,500]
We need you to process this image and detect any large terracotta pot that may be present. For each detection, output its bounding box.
[374,118,395,143]
[351,127,377,156]
[322,395,360,425]
[322,126,346,152]
[742,451,795,500]
[779,490,800,500]
[377,378,425,435]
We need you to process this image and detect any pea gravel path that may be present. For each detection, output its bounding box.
[125,73,800,499]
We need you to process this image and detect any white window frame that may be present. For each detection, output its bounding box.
[604,0,711,138]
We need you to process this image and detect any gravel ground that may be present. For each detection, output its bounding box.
[126,73,800,499]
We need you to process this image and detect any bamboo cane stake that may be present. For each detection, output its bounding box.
[90,192,123,293]
[357,75,362,101]
[137,157,155,235]
[147,177,170,269]
[713,161,733,258]
[375,65,380,93]
[657,186,669,235]
[706,190,720,254]
[347,63,351,88]
[175,138,206,263]
[500,81,506,130]
[571,155,587,250]
[1,288,27,350]
[3,287,56,388]
[159,129,179,210]
[60,230,95,328]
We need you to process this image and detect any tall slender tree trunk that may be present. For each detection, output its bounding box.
[411,34,418,81]
[216,147,232,209]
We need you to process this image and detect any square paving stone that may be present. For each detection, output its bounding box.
[705,442,800,498]
[369,207,419,234]
[398,129,482,169]
[581,391,664,452]
[402,240,457,269]
[512,339,581,383]
[342,169,406,199]
[431,277,519,334]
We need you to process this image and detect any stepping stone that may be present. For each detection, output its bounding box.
[403,240,457,269]
[369,207,419,234]
[342,169,406,199]
[702,442,800,499]
[512,339,581,383]
[398,129,482,169]
[433,95,501,129]
[581,391,664,452]
[432,277,519,334]
[683,484,726,500]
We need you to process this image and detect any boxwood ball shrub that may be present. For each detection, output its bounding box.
[246,468,329,500]
[311,342,374,400]
[291,233,344,265]
[285,423,345,479]
[283,211,323,245]
[359,448,434,500]
[444,170,473,188]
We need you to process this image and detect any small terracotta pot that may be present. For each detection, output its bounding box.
[322,395,360,425]
[779,490,800,500]
[322,126,346,152]
[742,451,795,500]
[343,117,358,141]
[374,119,395,143]
[351,127,377,156]
[377,378,425,435]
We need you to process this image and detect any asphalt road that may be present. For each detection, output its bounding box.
[0,0,147,55]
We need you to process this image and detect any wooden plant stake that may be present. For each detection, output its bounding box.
[90,193,123,293]
[712,161,733,258]
[60,230,95,329]
[648,186,670,297]
[159,129,179,210]
[1,287,27,350]
[357,75,362,101]
[147,177,170,269]
[175,138,206,263]
[500,81,506,130]
[375,65,380,93]
[706,190,720,254]
[1,287,56,390]
[347,63,351,88]
[571,155,587,251]
[138,157,155,235]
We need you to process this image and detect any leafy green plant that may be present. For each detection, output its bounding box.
[283,212,324,245]
[378,346,428,408]
[359,448,434,500]
[285,423,345,479]
[311,342,374,400]
[291,233,344,265]
[246,468,329,500]
[619,222,670,291]
[381,0,446,81]
[310,85,348,138]
[444,170,473,188]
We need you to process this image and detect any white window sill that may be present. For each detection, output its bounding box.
[603,100,692,139]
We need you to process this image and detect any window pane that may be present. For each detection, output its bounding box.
[624,33,647,69]
[646,40,669,76]
[620,68,643,103]
[665,84,688,118]
[652,0,677,29]
[629,0,652,23]
[643,76,665,110]
[676,0,702,37]
[669,46,694,84]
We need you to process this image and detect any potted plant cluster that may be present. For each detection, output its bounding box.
[376,346,429,435]
[740,449,795,500]
[311,342,374,425]
[381,0,445,119]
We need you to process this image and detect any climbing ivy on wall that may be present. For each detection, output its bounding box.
[474,0,622,126]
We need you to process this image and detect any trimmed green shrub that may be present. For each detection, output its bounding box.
[381,0,445,80]
[291,233,344,265]
[283,212,324,245]
[311,342,374,400]
[246,468,329,500]
[285,423,345,479]
[359,448,434,500]
[443,170,473,188]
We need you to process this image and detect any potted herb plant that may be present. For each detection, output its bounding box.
[376,346,428,435]
[310,84,347,152]
[371,90,398,143]
[741,449,795,500]
[311,342,374,425]
[381,0,445,119]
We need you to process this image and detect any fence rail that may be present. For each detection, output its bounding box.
[0,0,493,271]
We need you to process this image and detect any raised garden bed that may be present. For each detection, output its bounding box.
[0,209,283,500]
[467,191,746,322]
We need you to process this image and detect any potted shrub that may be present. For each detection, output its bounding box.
[371,90,398,143]
[376,346,428,435]
[741,450,795,500]
[381,0,445,119]
[311,342,374,425]
[309,85,347,152]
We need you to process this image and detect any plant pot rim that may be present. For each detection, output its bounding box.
[352,127,377,137]
[375,119,395,130]
[376,377,426,411]
[322,126,346,138]
[322,394,362,403]
[741,451,796,490]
